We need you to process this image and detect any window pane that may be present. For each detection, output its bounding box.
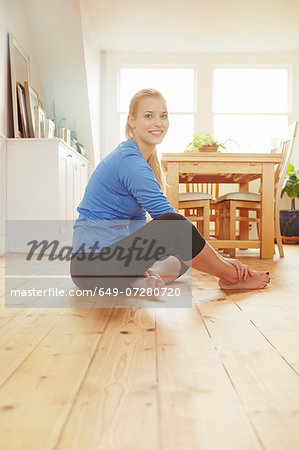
[213,69,288,113]
[119,68,195,112]
[120,113,194,153]
[159,114,195,153]
[213,114,288,153]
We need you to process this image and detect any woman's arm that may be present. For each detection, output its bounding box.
[119,153,175,218]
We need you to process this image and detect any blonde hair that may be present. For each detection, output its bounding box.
[125,88,167,192]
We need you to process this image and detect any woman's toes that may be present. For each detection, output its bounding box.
[156,278,165,288]
[261,273,270,282]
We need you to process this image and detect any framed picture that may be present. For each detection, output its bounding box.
[34,106,46,138]
[9,33,31,138]
[24,81,39,138]
[16,82,29,138]
[59,127,65,140]
[64,128,71,146]
[59,128,71,145]
[45,118,55,138]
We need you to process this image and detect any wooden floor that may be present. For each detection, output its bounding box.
[0,246,299,449]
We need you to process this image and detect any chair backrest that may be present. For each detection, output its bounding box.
[186,183,219,199]
[273,121,298,198]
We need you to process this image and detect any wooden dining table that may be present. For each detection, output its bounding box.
[161,152,282,259]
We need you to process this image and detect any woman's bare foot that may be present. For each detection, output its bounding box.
[130,274,165,290]
[219,271,270,290]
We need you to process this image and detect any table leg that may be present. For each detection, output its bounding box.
[165,162,179,211]
[261,163,275,259]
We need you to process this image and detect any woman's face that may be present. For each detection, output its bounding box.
[128,96,169,149]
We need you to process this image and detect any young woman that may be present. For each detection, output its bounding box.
[71,88,270,292]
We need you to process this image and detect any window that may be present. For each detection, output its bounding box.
[118,68,196,153]
[212,68,290,152]
[103,54,295,158]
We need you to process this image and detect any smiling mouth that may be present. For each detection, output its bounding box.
[149,130,163,136]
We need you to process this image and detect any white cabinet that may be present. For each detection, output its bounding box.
[7,138,89,220]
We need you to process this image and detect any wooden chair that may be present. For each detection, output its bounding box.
[178,183,219,238]
[216,121,298,257]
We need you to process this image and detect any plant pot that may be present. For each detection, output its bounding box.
[198,146,219,152]
[280,210,299,237]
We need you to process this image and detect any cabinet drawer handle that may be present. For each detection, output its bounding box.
[66,154,73,158]
[82,164,86,167]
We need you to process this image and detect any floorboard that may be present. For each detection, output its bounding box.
[0,245,299,449]
[56,308,157,450]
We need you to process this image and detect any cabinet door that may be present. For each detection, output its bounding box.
[59,149,75,221]
[59,146,88,222]
[58,153,68,221]
[80,163,88,200]
[73,161,81,220]
[66,154,74,220]
[73,162,88,220]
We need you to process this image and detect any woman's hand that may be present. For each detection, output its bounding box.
[224,257,254,281]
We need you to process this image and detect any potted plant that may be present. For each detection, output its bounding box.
[185,132,236,152]
[71,131,86,156]
[280,163,299,239]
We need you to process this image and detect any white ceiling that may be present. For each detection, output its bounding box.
[82,0,299,53]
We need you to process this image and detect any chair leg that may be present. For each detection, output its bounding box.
[239,208,249,240]
[228,201,236,257]
[213,206,219,238]
[223,205,229,241]
[222,203,234,257]
[257,210,261,239]
[203,202,210,238]
[218,204,224,240]
[194,208,203,234]
[196,208,200,232]
[275,201,284,257]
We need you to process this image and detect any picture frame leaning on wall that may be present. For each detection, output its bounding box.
[34,105,46,138]
[45,119,55,138]
[8,33,31,138]
[24,81,39,137]
[16,82,30,138]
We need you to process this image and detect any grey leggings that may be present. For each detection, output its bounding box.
[71,212,206,290]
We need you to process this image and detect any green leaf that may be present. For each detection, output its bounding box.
[71,130,78,140]
[287,163,294,174]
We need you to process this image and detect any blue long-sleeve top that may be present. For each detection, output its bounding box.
[72,138,175,253]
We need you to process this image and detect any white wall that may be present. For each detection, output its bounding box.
[24,0,96,169]
[79,0,100,167]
